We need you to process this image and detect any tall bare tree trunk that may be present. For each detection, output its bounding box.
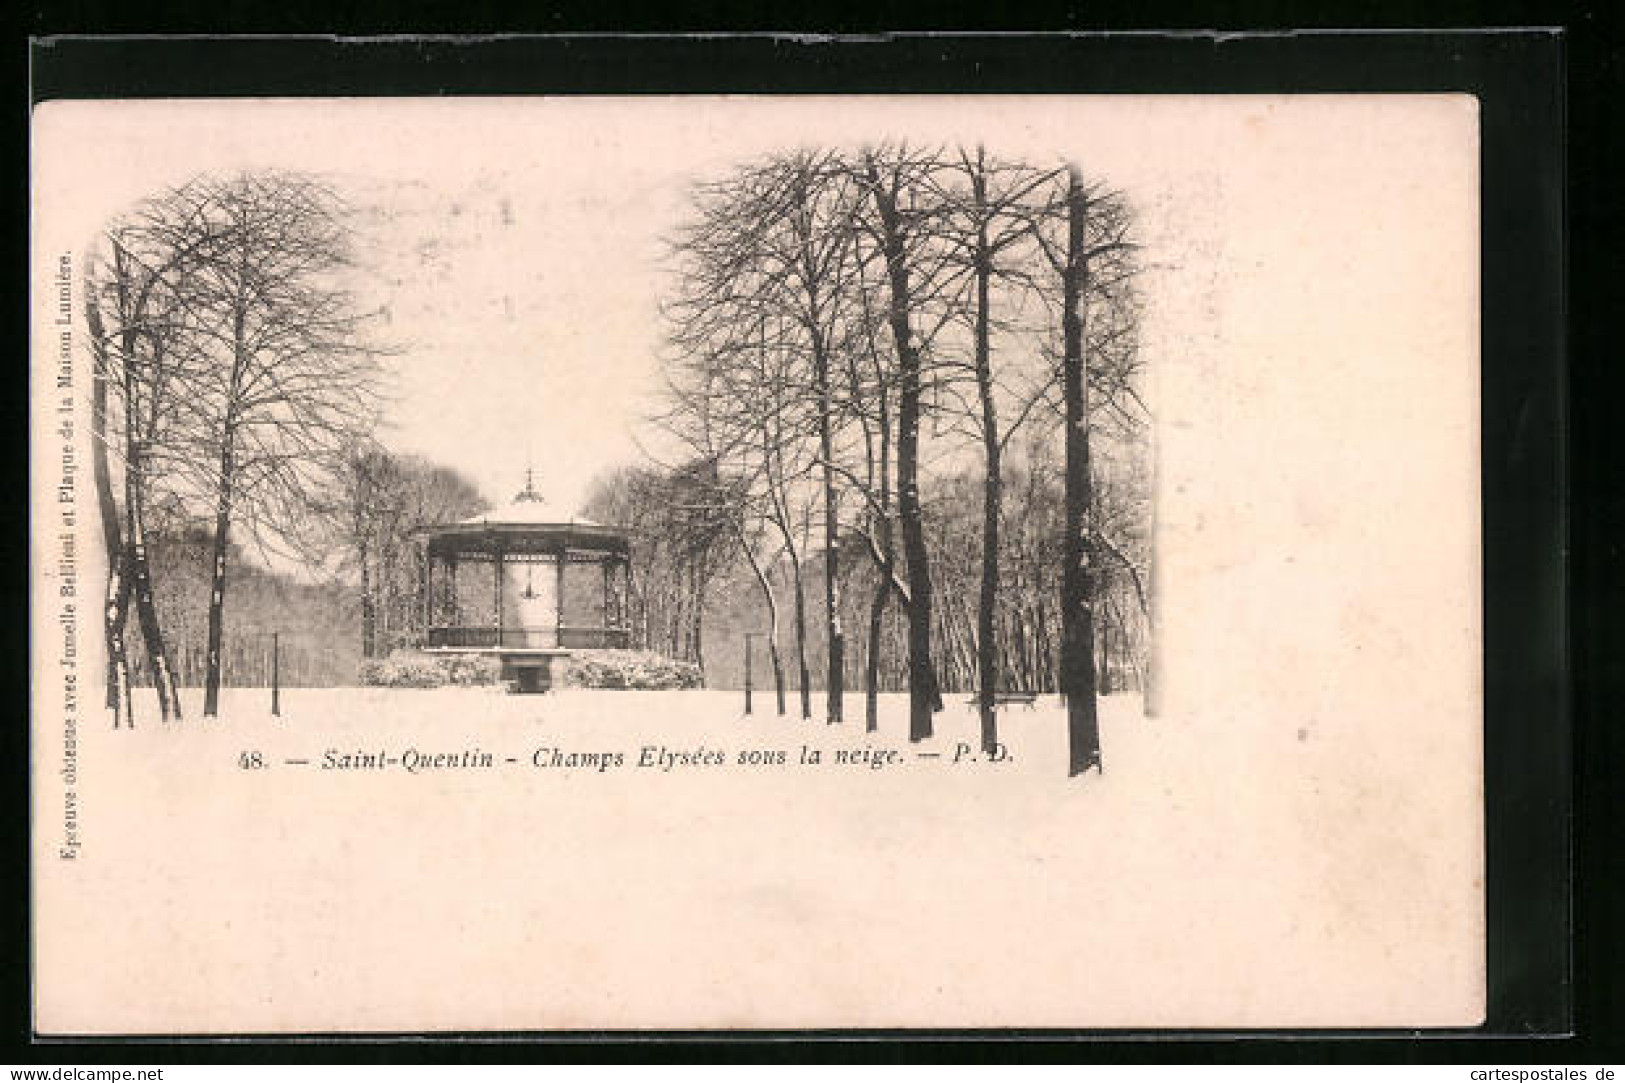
[418,544,432,647]
[736,527,787,715]
[864,364,895,733]
[689,575,707,680]
[814,332,845,725]
[204,253,253,720]
[764,429,813,720]
[864,578,889,731]
[1061,167,1102,776]
[786,545,812,719]
[203,427,234,718]
[867,157,940,741]
[1035,594,1055,692]
[1144,440,1163,717]
[87,299,134,727]
[125,450,181,720]
[105,553,134,726]
[971,167,1003,757]
[112,268,181,720]
[770,626,787,713]
[359,543,376,658]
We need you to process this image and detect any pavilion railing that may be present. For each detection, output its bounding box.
[426,626,632,650]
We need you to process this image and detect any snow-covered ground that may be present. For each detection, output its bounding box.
[35,686,1483,1033]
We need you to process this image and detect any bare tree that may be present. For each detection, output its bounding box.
[1042,168,1139,775]
[932,148,1068,754]
[353,448,397,658]
[393,456,490,647]
[656,143,1150,760]
[730,507,789,715]
[781,156,868,726]
[302,447,486,657]
[83,198,223,722]
[83,289,134,726]
[315,446,397,658]
[1143,438,1163,717]
[839,281,902,732]
[1060,169,1102,774]
[582,461,735,674]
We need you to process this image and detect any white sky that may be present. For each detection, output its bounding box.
[32,93,1487,1031]
[34,94,1242,512]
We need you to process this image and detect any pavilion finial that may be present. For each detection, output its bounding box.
[515,466,541,503]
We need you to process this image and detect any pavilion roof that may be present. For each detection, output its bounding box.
[456,494,607,530]
[421,471,629,556]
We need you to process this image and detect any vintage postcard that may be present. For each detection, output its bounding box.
[30,94,1483,1034]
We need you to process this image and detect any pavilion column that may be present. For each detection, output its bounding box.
[448,557,459,627]
[617,557,630,646]
[602,559,613,641]
[422,548,434,640]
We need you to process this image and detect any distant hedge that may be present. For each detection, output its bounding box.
[563,649,703,690]
[358,650,502,688]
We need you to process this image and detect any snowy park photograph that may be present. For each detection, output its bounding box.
[32,95,1485,1033]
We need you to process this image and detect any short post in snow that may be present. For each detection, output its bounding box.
[271,631,281,718]
[742,631,764,716]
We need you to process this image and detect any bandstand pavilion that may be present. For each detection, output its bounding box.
[422,472,631,691]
